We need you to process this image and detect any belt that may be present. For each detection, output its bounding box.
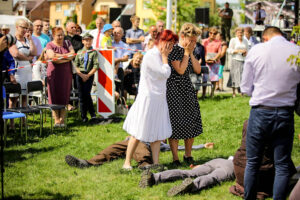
[252,105,294,111]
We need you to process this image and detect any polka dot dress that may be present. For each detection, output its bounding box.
[167,44,203,140]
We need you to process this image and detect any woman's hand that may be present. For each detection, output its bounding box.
[161,42,173,57]
[161,42,173,64]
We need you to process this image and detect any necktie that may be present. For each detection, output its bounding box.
[96,30,100,49]
[84,52,89,71]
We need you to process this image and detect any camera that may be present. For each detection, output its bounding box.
[5,33,16,47]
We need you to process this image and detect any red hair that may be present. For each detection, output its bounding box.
[52,27,64,37]
[155,29,178,45]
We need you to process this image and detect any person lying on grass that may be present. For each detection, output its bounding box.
[65,136,214,169]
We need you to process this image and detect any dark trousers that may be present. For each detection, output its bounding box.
[76,74,95,119]
[87,140,152,167]
[221,25,231,42]
[244,107,294,200]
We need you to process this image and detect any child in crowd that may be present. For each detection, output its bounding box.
[101,24,113,49]
[74,33,99,122]
[32,49,47,85]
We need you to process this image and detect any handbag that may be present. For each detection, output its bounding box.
[115,97,128,115]
[295,83,300,116]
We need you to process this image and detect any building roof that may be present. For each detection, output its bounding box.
[91,0,128,6]
[47,0,81,2]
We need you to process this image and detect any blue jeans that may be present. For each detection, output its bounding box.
[244,107,294,200]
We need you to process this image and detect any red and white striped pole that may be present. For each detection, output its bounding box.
[96,50,115,118]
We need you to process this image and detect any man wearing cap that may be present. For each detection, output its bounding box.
[1,25,10,35]
[74,32,99,122]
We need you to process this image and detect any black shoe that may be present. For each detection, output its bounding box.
[167,178,194,197]
[183,156,194,165]
[139,169,155,188]
[65,155,90,168]
[172,160,181,167]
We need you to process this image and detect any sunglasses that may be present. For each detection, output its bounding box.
[210,32,218,35]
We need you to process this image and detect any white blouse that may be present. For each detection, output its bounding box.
[138,46,171,97]
[227,37,249,62]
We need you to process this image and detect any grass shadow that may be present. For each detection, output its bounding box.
[4,145,66,165]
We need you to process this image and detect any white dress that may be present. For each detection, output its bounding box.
[123,46,172,142]
[13,39,32,95]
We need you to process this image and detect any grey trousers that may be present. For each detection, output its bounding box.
[153,158,235,192]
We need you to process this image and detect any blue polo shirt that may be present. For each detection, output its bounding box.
[125,28,144,51]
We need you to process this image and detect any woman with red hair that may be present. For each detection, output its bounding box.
[122,30,178,170]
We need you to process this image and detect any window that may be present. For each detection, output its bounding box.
[55,3,62,12]
[100,5,108,12]
[55,19,61,26]
[69,3,76,10]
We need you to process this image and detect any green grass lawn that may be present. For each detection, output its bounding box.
[3,94,300,200]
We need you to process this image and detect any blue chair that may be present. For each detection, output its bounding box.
[2,86,27,145]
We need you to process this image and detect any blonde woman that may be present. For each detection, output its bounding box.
[227,27,248,97]
[8,18,37,128]
[167,23,203,166]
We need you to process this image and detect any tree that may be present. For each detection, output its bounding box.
[145,0,202,32]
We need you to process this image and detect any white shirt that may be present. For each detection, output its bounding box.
[227,37,249,61]
[241,36,300,107]
[89,28,104,49]
[271,19,285,29]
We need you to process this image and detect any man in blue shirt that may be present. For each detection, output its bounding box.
[33,19,50,49]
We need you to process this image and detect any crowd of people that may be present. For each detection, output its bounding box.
[1,3,300,199]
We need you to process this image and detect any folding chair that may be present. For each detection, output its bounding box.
[4,82,42,141]
[28,80,67,135]
[2,86,26,145]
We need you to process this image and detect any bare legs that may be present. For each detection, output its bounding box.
[150,141,161,164]
[184,138,194,157]
[169,138,194,161]
[123,137,140,168]
[53,108,66,125]
[232,88,236,98]
[123,137,162,168]
[168,138,179,161]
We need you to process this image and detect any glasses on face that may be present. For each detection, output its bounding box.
[19,26,29,30]
[210,32,218,35]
